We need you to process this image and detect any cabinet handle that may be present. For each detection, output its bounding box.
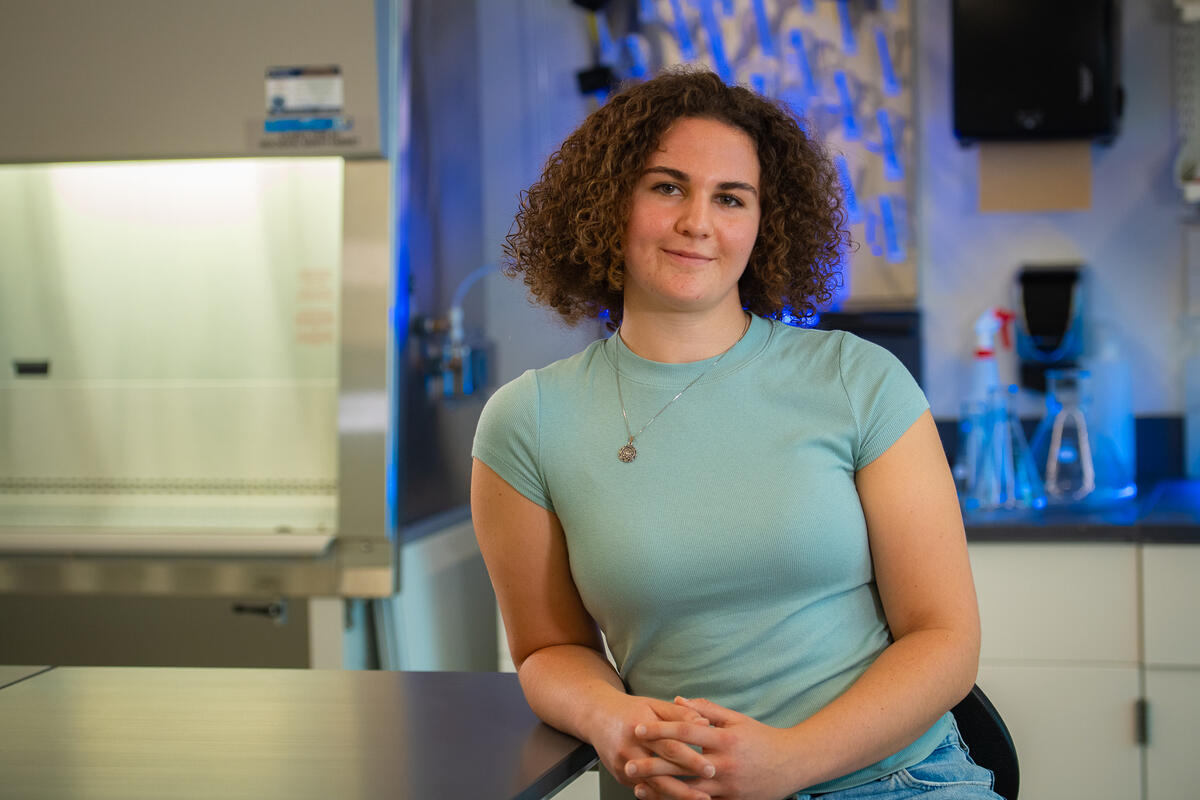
[13,360,50,377]
[1135,698,1150,746]
[231,600,289,625]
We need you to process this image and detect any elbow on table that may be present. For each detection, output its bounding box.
[511,639,607,675]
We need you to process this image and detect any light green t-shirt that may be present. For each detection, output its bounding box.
[472,314,952,796]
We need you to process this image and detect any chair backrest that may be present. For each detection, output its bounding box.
[951,684,1019,800]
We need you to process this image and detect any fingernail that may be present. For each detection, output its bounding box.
[703,764,716,778]
[626,762,638,776]
[635,724,647,736]
[634,787,646,799]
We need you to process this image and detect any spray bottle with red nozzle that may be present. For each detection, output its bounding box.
[957,307,1015,500]
[969,307,1017,405]
[960,306,1045,511]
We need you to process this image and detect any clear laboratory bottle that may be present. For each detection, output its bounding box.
[1030,368,1136,506]
[965,385,1045,512]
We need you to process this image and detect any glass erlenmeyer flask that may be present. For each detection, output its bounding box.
[967,385,1045,511]
[1030,368,1136,506]
[954,399,986,502]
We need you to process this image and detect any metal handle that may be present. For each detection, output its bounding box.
[231,599,289,625]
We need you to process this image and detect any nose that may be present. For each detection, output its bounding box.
[675,196,712,238]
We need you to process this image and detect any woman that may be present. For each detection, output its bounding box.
[471,68,997,800]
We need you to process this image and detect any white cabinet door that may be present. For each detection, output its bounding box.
[969,543,1139,663]
[1142,546,1200,800]
[977,664,1142,800]
[1142,546,1200,666]
[1144,669,1200,800]
[970,544,1142,800]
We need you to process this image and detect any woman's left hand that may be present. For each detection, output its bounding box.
[627,696,805,800]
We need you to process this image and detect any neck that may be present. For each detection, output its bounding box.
[617,305,750,363]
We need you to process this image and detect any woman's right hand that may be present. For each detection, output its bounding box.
[588,693,717,800]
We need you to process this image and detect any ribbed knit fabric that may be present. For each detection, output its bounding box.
[472,314,952,796]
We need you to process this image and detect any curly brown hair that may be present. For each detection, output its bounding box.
[503,66,848,328]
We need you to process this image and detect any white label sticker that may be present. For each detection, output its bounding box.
[266,66,344,115]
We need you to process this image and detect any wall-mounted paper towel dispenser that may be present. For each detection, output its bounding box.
[952,0,1123,144]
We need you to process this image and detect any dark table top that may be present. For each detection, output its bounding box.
[0,665,50,690]
[0,667,597,800]
[964,478,1200,543]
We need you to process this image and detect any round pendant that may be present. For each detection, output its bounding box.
[617,443,638,463]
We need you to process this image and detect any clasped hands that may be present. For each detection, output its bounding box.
[598,694,802,800]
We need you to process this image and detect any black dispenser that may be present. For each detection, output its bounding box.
[1014,266,1086,393]
[952,0,1123,143]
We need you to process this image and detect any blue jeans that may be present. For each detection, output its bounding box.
[793,718,1003,800]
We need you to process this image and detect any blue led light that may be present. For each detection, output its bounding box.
[386,300,404,540]
[697,0,734,83]
[865,211,883,257]
[777,307,820,328]
[779,85,808,120]
[836,0,856,54]
[878,194,906,263]
[624,34,650,79]
[877,109,903,181]
[789,29,818,99]
[668,0,697,60]
[596,13,619,64]
[874,26,900,96]
[835,155,862,224]
[834,71,860,140]
[752,0,777,57]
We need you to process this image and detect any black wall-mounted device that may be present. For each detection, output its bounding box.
[1014,266,1086,394]
[952,0,1123,144]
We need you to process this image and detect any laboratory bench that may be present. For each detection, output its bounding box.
[963,478,1200,543]
[0,666,597,800]
[961,477,1200,799]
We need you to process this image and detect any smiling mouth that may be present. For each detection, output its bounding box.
[663,249,714,262]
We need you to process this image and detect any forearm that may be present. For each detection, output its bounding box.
[785,626,978,790]
[517,643,628,743]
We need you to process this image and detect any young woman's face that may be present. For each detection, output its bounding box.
[622,116,761,318]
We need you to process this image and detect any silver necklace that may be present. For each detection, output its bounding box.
[613,313,751,463]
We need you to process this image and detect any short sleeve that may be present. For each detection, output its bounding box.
[837,332,930,470]
[471,369,554,511]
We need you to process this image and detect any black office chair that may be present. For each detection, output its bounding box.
[951,684,1019,800]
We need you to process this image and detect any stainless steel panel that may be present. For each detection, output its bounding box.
[0,529,333,557]
[0,536,393,598]
[0,0,382,162]
[337,159,398,591]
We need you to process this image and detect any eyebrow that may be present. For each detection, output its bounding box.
[643,166,759,197]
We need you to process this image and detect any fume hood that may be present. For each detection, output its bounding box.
[0,0,407,600]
